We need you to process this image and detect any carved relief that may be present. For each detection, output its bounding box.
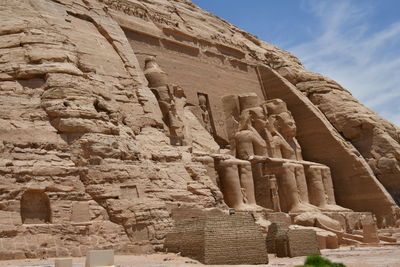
[71,201,91,223]
[197,93,214,135]
[120,184,140,200]
[99,0,177,27]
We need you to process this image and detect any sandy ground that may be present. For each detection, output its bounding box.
[0,246,399,267]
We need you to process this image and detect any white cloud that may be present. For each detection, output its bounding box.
[289,0,400,126]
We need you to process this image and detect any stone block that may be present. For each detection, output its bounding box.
[265,212,291,227]
[362,224,379,243]
[266,222,289,254]
[275,235,289,257]
[85,250,114,267]
[165,213,268,265]
[288,229,320,257]
[71,202,91,223]
[55,258,72,267]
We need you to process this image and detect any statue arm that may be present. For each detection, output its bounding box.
[250,126,267,150]
[275,132,296,159]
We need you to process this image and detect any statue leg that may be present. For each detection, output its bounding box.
[280,163,299,212]
[252,162,273,209]
[238,161,257,205]
[305,165,328,208]
[280,163,319,213]
[321,166,336,205]
[320,166,351,211]
[217,160,245,209]
[293,164,310,203]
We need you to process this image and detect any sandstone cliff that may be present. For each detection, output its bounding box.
[0,0,399,259]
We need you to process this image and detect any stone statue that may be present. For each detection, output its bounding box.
[169,85,186,146]
[265,99,302,160]
[234,111,267,161]
[269,175,281,212]
[221,93,350,213]
[265,99,349,212]
[226,95,315,212]
[143,57,185,146]
[198,94,213,134]
[216,156,258,211]
[215,112,265,211]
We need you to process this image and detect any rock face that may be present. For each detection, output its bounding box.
[0,0,399,259]
[0,0,224,258]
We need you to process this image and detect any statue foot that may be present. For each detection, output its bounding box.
[318,204,352,212]
[234,204,265,212]
[289,203,320,213]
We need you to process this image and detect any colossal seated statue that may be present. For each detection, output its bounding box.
[265,99,349,212]
[215,112,265,211]
[222,93,350,213]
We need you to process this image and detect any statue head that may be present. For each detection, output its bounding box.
[198,94,207,111]
[143,56,168,88]
[237,93,268,130]
[266,99,297,138]
[144,56,158,69]
[238,93,260,112]
[173,85,185,98]
[275,112,297,138]
[238,111,252,131]
[246,107,267,129]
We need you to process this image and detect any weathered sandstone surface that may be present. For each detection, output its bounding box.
[0,0,399,259]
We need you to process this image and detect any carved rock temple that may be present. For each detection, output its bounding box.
[0,0,399,262]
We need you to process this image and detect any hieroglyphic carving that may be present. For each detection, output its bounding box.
[269,175,281,212]
[99,0,178,27]
[210,33,248,52]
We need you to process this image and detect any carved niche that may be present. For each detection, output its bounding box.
[20,190,51,224]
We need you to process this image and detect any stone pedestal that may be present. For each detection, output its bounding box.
[55,259,72,267]
[85,250,114,267]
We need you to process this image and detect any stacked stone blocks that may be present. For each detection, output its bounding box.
[165,213,268,265]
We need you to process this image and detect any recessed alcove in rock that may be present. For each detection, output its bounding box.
[20,190,51,224]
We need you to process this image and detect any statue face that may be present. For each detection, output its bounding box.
[250,107,264,120]
[198,95,207,111]
[248,107,267,127]
[238,112,252,131]
[278,112,297,137]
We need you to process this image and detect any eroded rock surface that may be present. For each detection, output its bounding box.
[0,0,399,259]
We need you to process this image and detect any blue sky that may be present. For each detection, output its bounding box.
[192,0,400,126]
